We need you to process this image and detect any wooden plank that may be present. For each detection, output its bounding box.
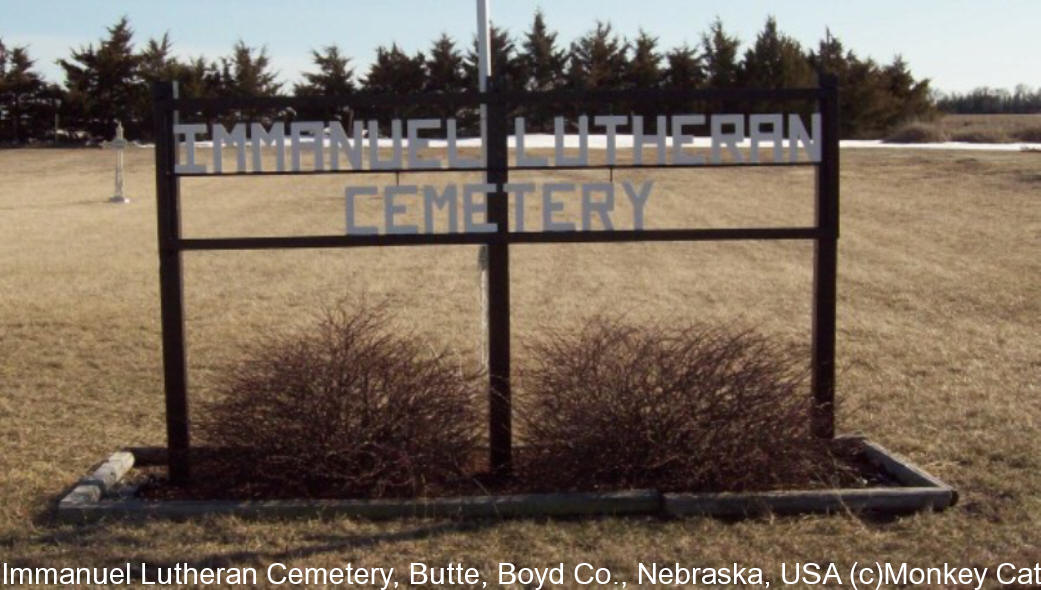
[174,159,818,179]
[811,72,840,438]
[57,490,660,523]
[664,487,953,517]
[57,439,956,523]
[177,228,823,253]
[860,439,956,493]
[153,81,191,484]
[167,86,824,112]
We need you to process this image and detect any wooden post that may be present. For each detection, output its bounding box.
[485,81,511,475]
[812,74,840,438]
[152,81,191,483]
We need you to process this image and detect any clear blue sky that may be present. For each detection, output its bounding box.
[2,0,1036,94]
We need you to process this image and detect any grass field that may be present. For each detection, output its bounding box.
[1,144,1039,585]
[895,113,1041,143]
[940,113,1041,141]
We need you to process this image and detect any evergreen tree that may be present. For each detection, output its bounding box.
[810,32,884,137]
[842,55,891,137]
[464,25,527,92]
[663,43,705,90]
[521,9,566,92]
[627,30,662,89]
[566,21,628,90]
[363,43,426,94]
[133,33,181,137]
[295,45,355,96]
[363,43,427,126]
[662,43,706,115]
[138,33,179,84]
[810,29,845,79]
[425,34,466,93]
[625,30,663,120]
[174,56,222,99]
[218,41,282,97]
[740,16,814,89]
[293,45,354,123]
[424,34,467,122]
[701,18,740,88]
[0,41,58,142]
[878,55,934,127]
[58,16,143,138]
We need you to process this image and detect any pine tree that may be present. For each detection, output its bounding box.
[810,29,845,78]
[363,43,427,126]
[842,55,890,137]
[138,33,179,84]
[175,56,222,100]
[740,16,813,89]
[0,41,58,142]
[567,21,628,90]
[627,30,662,89]
[809,31,883,137]
[295,45,355,96]
[423,34,467,123]
[663,43,705,90]
[218,41,282,97]
[464,25,527,92]
[701,18,740,88]
[425,34,466,93]
[58,16,143,138]
[522,9,565,92]
[292,45,354,123]
[662,43,705,115]
[363,43,426,94]
[878,55,935,127]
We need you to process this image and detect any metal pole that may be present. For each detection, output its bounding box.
[812,73,839,438]
[476,0,491,368]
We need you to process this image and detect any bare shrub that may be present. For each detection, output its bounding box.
[1012,126,1041,142]
[883,122,947,143]
[196,303,482,499]
[516,316,840,493]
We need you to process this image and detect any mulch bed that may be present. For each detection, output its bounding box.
[134,438,898,502]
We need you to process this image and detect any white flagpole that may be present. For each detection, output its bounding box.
[477,0,491,137]
[477,0,492,371]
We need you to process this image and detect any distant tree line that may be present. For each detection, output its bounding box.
[2,13,943,143]
[935,86,1041,114]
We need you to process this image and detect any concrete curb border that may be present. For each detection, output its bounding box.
[56,437,956,523]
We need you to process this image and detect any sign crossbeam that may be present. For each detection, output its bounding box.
[152,76,840,483]
[172,160,818,178]
[160,86,824,112]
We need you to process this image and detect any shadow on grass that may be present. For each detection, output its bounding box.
[0,199,117,211]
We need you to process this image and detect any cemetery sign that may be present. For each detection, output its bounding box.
[152,77,839,483]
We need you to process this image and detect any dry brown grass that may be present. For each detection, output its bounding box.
[939,113,1041,143]
[884,122,949,143]
[1,143,1039,581]
[885,115,1041,143]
